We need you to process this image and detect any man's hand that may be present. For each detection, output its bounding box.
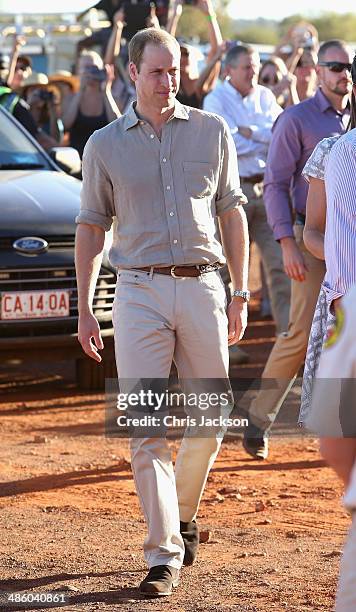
[227,299,248,345]
[280,237,308,281]
[237,126,253,139]
[113,8,125,27]
[78,312,104,362]
[146,5,161,29]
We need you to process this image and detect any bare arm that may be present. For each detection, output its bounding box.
[103,64,121,121]
[62,91,82,131]
[197,0,223,59]
[7,34,25,88]
[219,206,249,344]
[166,0,182,36]
[319,438,356,487]
[104,10,124,65]
[303,176,326,260]
[75,223,105,362]
[195,42,226,101]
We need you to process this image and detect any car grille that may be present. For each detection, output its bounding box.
[0,236,75,249]
[0,265,116,336]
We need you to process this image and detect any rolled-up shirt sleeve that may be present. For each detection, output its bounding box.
[264,111,301,240]
[215,120,248,216]
[75,135,115,231]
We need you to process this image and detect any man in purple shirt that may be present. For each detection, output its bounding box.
[243,39,353,460]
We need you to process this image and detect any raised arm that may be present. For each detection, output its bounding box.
[195,41,226,101]
[7,33,26,87]
[103,64,121,121]
[104,9,125,65]
[62,91,82,131]
[196,0,222,58]
[166,0,183,36]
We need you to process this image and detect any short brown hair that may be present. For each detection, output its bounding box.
[129,28,180,72]
[318,39,351,62]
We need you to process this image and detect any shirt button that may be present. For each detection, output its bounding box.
[166,185,171,190]
[162,157,167,163]
[150,134,154,139]
[173,239,178,244]
[169,211,174,216]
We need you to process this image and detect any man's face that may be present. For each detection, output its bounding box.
[227,51,260,96]
[317,46,353,98]
[129,43,180,111]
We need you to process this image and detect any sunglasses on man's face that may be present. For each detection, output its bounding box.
[318,61,352,73]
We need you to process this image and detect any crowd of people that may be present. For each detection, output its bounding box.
[1,2,356,607]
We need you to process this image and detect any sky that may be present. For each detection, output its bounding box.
[227,1,356,21]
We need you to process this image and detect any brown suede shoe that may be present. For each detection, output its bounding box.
[139,565,179,597]
[180,520,199,566]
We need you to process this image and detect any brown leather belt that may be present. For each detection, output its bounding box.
[136,263,222,278]
[241,174,264,184]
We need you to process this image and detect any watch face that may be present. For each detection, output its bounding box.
[233,290,250,301]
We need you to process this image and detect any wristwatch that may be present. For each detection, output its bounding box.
[232,289,250,302]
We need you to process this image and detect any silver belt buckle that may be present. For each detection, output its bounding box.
[170,265,179,278]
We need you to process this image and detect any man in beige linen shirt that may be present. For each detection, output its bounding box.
[75,27,249,597]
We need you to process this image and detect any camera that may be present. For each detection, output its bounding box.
[84,66,107,82]
[38,89,54,102]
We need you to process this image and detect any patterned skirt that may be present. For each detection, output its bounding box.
[299,285,336,425]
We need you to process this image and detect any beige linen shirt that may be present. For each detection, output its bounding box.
[76,100,247,268]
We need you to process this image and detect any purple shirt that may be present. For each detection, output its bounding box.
[264,88,349,241]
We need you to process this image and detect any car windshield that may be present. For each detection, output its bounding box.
[0,110,49,169]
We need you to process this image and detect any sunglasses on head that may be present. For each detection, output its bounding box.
[318,61,352,73]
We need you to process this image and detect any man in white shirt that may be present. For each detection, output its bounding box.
[204,44,290,340]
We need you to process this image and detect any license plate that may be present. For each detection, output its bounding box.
[0,290,70,320]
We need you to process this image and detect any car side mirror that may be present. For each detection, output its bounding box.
[49,147,81,176]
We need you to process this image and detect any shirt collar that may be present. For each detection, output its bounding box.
[224,79,242,99]
[314,87,345,114]
[223,78,257,101]
[123,99,189,131]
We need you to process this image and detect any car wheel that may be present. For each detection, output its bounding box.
[76,357,117,391]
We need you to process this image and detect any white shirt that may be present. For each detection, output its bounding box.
[203,79,283,178]
[306,285,356,510]
[323,129,356,304]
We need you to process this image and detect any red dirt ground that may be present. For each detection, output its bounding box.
[0,258,349,612]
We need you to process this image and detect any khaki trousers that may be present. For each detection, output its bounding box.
[241,181,291,333]
[335,512,356,611]
[112,268,230,569]
[248,224,326,431]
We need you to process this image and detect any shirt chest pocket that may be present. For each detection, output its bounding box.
[183,161,216,198]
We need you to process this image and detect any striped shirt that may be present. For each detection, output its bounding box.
[323,129,356,303]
